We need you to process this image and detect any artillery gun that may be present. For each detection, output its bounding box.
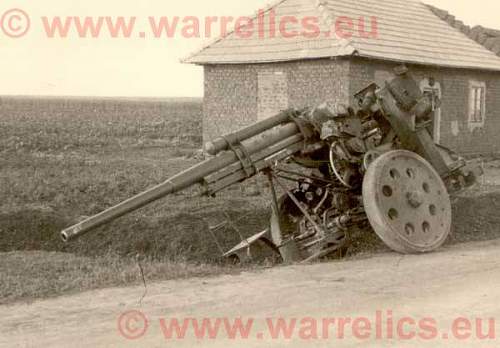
[61,67,482,263]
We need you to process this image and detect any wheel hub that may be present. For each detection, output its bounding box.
[406,191,424,208]
[362,150,452,254]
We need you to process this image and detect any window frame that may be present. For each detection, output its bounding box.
[468,80,486,125]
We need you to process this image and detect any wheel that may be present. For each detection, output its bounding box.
[362,150,452,254]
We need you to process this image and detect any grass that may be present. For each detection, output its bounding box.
[0,96,205,216]
[0,251,234,305]
[0,96,269,305]
[0,96,202,153]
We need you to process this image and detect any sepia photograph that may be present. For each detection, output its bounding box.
[1,0,500,346]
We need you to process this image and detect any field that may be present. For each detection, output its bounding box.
[0,96,272,304]
[2,97,500,305]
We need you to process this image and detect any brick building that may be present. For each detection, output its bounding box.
[184,0,500,155]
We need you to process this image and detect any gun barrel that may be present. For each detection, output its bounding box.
[61,121,301,242]
[204,111,292,156]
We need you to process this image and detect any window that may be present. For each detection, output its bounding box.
[469,81,486,124]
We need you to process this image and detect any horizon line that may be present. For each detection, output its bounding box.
[0,95,203,100]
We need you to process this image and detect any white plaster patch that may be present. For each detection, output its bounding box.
[451,120,460,136]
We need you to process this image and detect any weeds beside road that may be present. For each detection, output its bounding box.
[0,251,233,306]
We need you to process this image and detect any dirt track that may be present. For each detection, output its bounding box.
[2,239,500,347]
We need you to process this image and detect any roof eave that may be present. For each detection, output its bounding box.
[353,54,500,73]
[183,54,354,65]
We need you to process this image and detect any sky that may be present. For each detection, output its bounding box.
[1,0,499,97]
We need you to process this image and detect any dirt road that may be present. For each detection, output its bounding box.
[2,239,500,348]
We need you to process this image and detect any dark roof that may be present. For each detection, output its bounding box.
[426,5,500,56]
[184,0,500,71]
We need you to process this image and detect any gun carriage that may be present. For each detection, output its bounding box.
[61,68,481,263]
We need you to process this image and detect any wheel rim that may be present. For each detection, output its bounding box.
[363,150,452,254]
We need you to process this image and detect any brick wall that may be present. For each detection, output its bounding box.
[203,65,258,144]
[203,58,350,142]
[203,57,500,155]
[349,57,500,155]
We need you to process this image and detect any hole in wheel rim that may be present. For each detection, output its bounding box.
[429,204,437,216]
[423,182,430,193]
[382,185,393,197]
[389,169,400,179]
[406,168,415,179]
[422,221,431,233]
[388,208,398,220]
[405,223,415,236]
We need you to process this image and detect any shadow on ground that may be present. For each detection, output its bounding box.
[2,192,500,262]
